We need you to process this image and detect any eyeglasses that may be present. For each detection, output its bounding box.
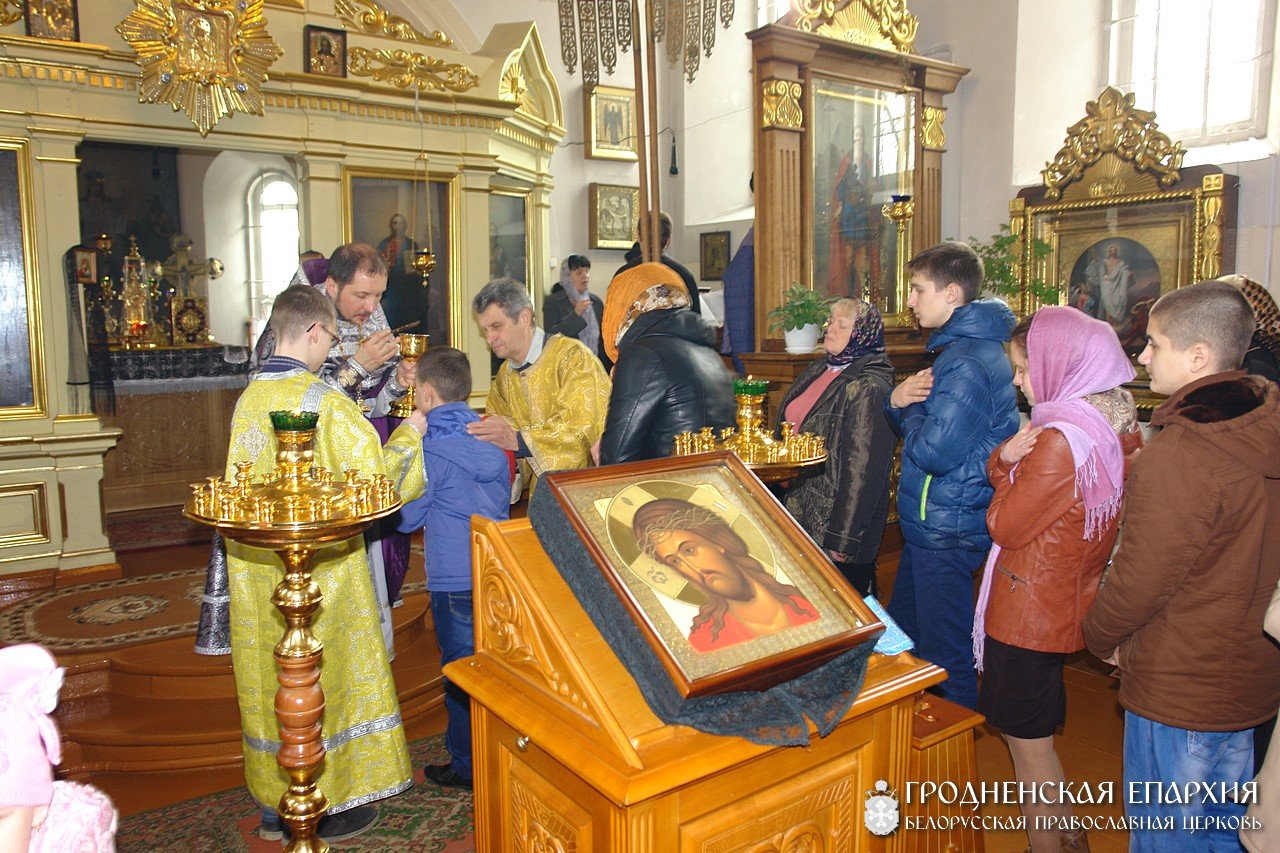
[308,322,340,345]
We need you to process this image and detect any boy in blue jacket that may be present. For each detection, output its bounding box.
[398,346,510,790]
[885,242,1018,709]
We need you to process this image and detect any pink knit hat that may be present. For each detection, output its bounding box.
[0,644,65,807]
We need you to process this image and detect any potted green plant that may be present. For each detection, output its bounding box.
[965,224,1057,307]
[768,284,835,354]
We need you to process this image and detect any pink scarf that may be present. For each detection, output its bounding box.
[974,307,1134,670]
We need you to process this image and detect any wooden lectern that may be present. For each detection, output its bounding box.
[447,517,946,851]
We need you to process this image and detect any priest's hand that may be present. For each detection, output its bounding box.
[355,329,398,372]
[404,409,427,436]
[394,358,415,388]
[467,416,519,451]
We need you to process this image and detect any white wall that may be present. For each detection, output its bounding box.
[909,0,1020,243]
[431,3,642,293]
[671,1,758,291]
[415,1,757,296]
[200,151,297,345]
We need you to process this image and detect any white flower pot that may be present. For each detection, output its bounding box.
[783,323,821,354]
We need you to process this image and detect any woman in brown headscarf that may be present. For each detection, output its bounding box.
[598,262,735,464]
[1218,274,1280,382]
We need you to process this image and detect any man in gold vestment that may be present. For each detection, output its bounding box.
[225,285,427,842]
[468,278,611,487]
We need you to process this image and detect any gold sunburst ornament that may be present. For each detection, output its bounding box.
[116,0,284,137]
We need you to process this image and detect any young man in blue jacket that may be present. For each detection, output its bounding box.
[885,242,1019,709]
[397,347,511,790]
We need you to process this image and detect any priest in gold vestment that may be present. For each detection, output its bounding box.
[468,277,611,485]
[225,285,427,841]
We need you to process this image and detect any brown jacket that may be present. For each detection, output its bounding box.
[1083,372,1280,731]
[984,427,1144,653]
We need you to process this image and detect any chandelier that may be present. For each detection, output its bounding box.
[556,0,736,86]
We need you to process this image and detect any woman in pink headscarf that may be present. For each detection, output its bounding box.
[972,306,1143,852]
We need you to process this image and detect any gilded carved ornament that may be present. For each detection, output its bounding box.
[1041,86,1184,201]
[922,105,945,150]
[761,79,803,130]
[333,0,451,47]
[0,0,21,27]
[499,56,529,109]
[347,46,478,93]
[115,0,283,137]
[1199,175,1226,281]
[790,0,917,52]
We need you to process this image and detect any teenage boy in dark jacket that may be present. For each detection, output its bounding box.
[885,242,1018,709]
[397,347,511,791]
[1083,281,1280,850]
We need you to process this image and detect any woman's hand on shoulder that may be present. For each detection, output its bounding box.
[998,422,1043,466]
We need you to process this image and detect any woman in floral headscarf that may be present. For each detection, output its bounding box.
[776,298,896,596]
[598,262,735,464]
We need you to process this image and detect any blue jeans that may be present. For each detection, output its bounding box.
[430,590,475,780]
[1123,711,1253,852]
[885,542,983,709]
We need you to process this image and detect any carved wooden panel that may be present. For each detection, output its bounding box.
[101,385,241,511]
[475,533,600,725]
[680,747,869,853]
[507,737,593,853]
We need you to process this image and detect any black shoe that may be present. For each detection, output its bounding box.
[281,805,380,844]
[423,763,473,790]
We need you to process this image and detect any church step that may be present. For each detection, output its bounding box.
[57,594,431,701]
[55,595,444,777]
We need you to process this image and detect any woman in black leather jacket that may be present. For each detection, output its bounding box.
[776,298,896,595]
[598,262,735,464]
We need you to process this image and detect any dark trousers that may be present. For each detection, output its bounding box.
[835,559,879,598]
[886,541,984,709]
[430,590,474,779]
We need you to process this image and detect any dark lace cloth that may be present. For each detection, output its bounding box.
[110,345,250,380]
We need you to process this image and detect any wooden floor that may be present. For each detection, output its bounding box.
[81,536,1129,850]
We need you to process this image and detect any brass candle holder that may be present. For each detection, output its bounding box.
[882,195,916,327]
[672,377,827,483]
[184,411,402,853]
[413,249,436,275]
[389,333,430,418]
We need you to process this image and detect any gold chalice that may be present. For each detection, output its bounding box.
[389,333,430,418]
[184,411,402,853]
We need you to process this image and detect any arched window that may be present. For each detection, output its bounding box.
[246,173,300,332]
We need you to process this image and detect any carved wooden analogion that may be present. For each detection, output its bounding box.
[448,517,946,852]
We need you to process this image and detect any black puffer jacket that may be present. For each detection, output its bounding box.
[777,353,896,563]
[600,308,734,464]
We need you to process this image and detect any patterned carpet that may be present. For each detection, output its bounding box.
[0,569,208,652]
[116,735,474,852]
[0,559,433,654]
